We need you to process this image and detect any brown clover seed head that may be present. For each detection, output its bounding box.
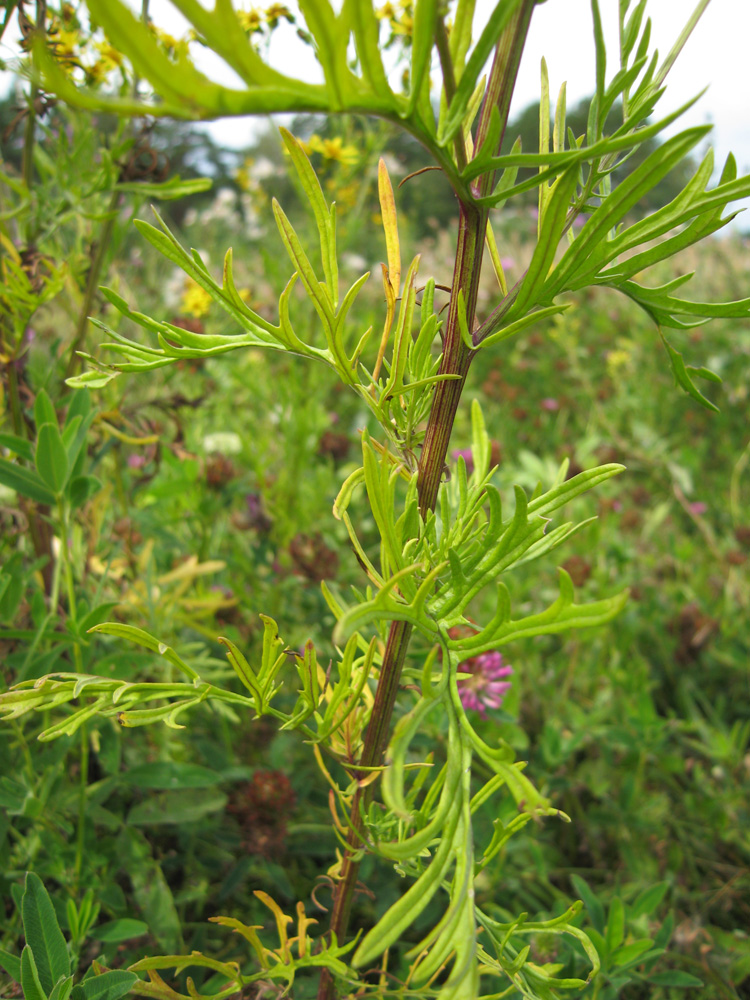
[228,769,295,858]
[205,452,236,489]
[289,532,339,582]
[318,428,351,462]
[561,555,591,587]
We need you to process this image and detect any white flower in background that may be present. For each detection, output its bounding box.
[341,252,367,272]
[200,188,238,225]
[253,156,276,180]
[203,432,243,455]
[164,266,188,309]
[379,153,403,176]
[239,193,265,239]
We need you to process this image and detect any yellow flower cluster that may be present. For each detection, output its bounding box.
[236,4,294,34]
[148,22,190,60]
[87,40,123,84]
[181,281,212,318]
[376,0,414,37]
[43,13,128,87]
[301,135,359,167]
[234,157,267,203]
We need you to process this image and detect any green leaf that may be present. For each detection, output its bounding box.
[653,911,674,953]
[478,304,570,349]
[606,897,625,953]
[272,199,334,326]
[115,175,212,200]
[647,970,703,988]
[89,623,200,680]
[90,920,148,944]
[0,776,29,812]
[571,874,605,934]
[49,976,73,1000]
[35,423,70,494]
[439,0,524,144]
[279,127,338,307]
[509,165,579,319]
[408,0,438,116]
[33,389,57,431]
[20,945,47,1000]
[75,603,118,638]
[65,369,118,390]
[544,126,710,299]
[631,881,670,918]
[659,329,720,412]
[121,762,222,790]
[591,0,606,119]
[296,0,350,108]
[0,458,56,504]
[62,409,94,473]
[117,828,182,953]
[0,946,21,983]
[69,475,101,509]
[21,873,70,995]
[343,0,391,95]
[70,970,136,1000]
[0,433,34,462]
[127,789,227,825]
[528,463,625,518]
[610,938,653,967]
[64,388,91,427]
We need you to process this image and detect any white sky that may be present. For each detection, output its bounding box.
[2,1,748,218]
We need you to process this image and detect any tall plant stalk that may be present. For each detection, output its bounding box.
[318,7,536,996]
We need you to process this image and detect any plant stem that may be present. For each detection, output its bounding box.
[59,499,83,670]
[6,357,55,592]
[316,619,413,959]
[21,1,45,192]
[6,359,26,437]
[65,192,121,379]
[317,200,481,995]
[317,10,536,997]
[74,722,89,889]
[22,86,37,191]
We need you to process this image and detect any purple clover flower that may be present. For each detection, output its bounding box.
[452,447,474,475]
[457,650,513,718]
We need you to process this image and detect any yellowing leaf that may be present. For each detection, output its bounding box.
[378,157,401,298]
[253,891,293,962]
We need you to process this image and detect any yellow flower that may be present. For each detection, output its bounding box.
[237,8,263,32]
[235,155,256,192]
[606,347,633,379]
[300,134,324,156]
[95,40,123,67]
[51,27,80,60]
[181,281,212,318]
[87,40,124,84]
[264,3,293,27]
[334,181,359,210]
[149,22,188,58]
[377,0,413,35]
[301,135,358,166]
[319,137,359,166]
